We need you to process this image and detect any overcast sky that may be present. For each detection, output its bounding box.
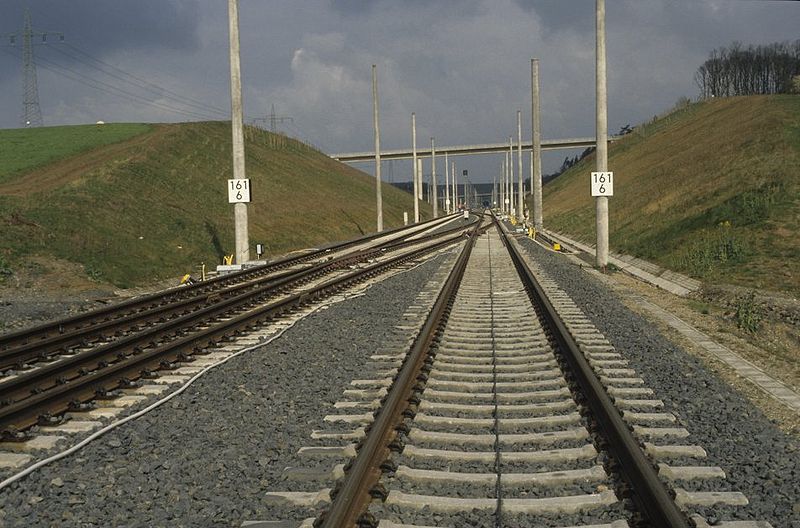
[0,0,797,180]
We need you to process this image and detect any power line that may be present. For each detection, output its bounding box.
[20,49,224,121]
[0,43,226,121]
[53,42,231,117]
[20,2,232,121]
[42,44,227,119]
[1,9,268,126]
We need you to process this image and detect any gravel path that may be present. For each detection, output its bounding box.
[0,253,450,527]
[517,236,800,526]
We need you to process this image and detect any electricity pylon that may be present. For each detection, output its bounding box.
[2,9,64,127]
[252,104,293,132]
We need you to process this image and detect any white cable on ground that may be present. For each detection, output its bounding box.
[0,325,290,491]
[0,246,454,491]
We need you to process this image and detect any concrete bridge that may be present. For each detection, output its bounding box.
[330,136,620,162]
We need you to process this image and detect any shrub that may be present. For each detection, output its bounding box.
[735,291,762,333]
[0,255,12,282]
[675,223,746,276]
[723,182,782,225]
[84,263,103,282]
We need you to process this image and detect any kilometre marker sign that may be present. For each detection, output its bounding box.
[591,172,613,197]
[228,178,251,203]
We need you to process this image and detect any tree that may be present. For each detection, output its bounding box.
[694,40,800,98]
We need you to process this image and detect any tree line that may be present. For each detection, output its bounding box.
[694,40,800,98]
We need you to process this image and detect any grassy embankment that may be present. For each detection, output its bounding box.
[537,95,800,296]
[0,122,428,288]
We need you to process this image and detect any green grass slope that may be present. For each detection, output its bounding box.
[0,122,429,288]
[537,95,800,295]
[0,123,152,184]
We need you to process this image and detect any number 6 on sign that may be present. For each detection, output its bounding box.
[591,172,613,197]
[227,179,251,203]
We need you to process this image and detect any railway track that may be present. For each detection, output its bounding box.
[261,215,772,528]
[0,214,477,444]
[0,213,464,371]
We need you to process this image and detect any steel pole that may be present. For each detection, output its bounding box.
[411,113,419,223]
[495,161,503,211]
[497,163,502,209]
[596,0,609,268]
[501,158,506,213]
[426,158,430,204]
[228,0,249,264]
[517,110,524,223]
[506,153,511,214]
[431,138,438,218]
[492,171,496,208]
[444,152,450,213]
[418,158,424,208]
[452,161,457,210]
[500,160,504,213]
[509,137,514,216]
[531,58,543,230]
[504,154,509,214]
[417,133,423,201]
[372,65,383,232]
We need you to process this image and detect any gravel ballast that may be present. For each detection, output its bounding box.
[0,251,453,527]
[517,236,800,526]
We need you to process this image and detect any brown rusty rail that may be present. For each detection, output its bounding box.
[0,222,475,438]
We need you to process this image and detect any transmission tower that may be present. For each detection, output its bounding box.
[253,103,293,132]
[2,9,64,127]
[21,10,43,127]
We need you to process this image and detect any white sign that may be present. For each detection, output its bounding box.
[228,179,251,203]
[591,172,614,197]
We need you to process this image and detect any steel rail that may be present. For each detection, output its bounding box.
[0,267,303,370]
[0,213,462,353]
[496,216,690,528]
[0,223,478,406]
[0,226,473,436]
[0,215,475,370]
[319,217,482,527]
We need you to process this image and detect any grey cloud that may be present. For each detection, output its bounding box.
[11,0,201,52]
[514,0,595,32]
[2,0,799,179]
[0,1,201,84]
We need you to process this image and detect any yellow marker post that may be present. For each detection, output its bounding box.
[553,243,561,251]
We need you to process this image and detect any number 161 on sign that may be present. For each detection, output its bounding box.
[227,178,251,203]
[591,172,613,197]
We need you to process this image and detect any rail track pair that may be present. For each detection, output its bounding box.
[263,214,769,528]
[0,213,476,441]
[0,212,770,527]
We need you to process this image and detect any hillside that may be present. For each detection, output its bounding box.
[0,122,429,289]
[537,95,800,295]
